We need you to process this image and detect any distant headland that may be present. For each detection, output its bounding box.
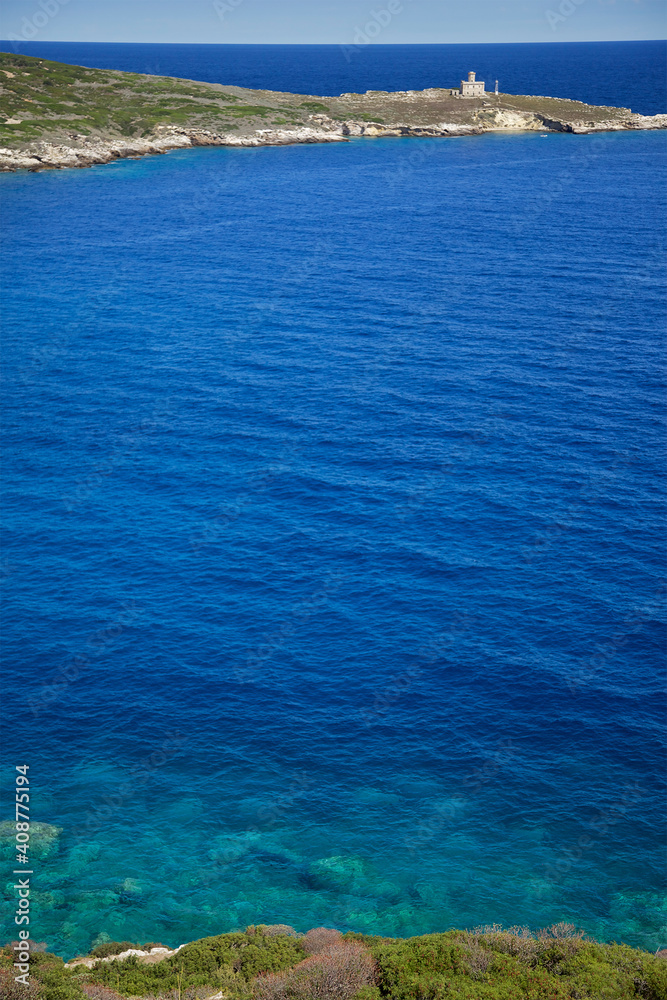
[0,51,665,172]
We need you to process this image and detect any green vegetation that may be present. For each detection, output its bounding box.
[2,922,665,999]
[86,927,304,997]
[0,51,312,148]
[354,113,387,124]
[360,925,667,999]
[0,948,85,1000]
[299,101,330,113]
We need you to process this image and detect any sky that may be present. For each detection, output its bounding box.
[0,0,665,45]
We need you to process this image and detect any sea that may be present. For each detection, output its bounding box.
[1,41,666,960]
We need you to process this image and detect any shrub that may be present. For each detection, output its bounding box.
[536,923,587,970]
[251,926,299,939]
[645,957,667,999]
[460,939,493,980]
[141,987,251,1000]
[0,947,86,1000]
[373,932,467,996]
[4,923,665,1000]
[303,928,344,955]
[253,942,376,1000]
[0,967,41,1000]
[538,922,585,941]
[471,924,538,964]
[38,970,89,1000]
[87,928,305,996]
[81,987,125,1000]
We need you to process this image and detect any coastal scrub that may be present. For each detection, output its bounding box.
[3,922,665,999]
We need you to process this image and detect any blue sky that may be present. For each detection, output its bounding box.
[0,0,665,45]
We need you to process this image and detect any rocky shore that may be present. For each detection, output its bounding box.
[0,124,342,171]
[2,107,665,173]
[66,943,186,969]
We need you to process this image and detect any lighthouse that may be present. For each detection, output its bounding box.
[459,71,485,97]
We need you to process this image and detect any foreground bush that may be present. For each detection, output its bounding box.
[251,926,299,939]
[253,942,375,1000]
[3,922,665,1000]
[302,928,344,955]
[0,947,85,1000]
[364,925,667,1000]
[80,987,125,1000]
[86,927,305,998]
[0,966,41,1000]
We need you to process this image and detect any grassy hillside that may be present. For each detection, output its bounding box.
[0,51,315,148]
[2,923,666,1000]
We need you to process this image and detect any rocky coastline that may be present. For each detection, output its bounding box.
[1,108,666,173]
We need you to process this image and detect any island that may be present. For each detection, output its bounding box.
[0,52,665,172]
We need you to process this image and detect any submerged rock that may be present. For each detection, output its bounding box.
[307,854,368,892]
[0,820,62,859]
[63,841,102,876]
[208,830,263,864]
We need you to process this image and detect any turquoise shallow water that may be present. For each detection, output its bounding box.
[1,126,666,958]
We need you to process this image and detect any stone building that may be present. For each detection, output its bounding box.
[458,71,485,97]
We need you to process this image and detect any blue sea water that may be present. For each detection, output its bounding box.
[1,44,666,961]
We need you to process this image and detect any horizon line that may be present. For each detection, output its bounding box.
[1,38,665,46]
